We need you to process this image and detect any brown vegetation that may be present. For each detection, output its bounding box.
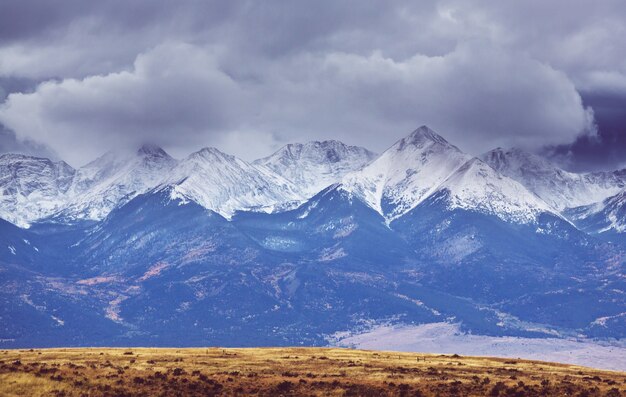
[0,347,624,396]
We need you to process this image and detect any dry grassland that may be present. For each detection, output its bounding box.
[0,347,624,396]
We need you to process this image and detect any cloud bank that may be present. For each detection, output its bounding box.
[0,1,624,168]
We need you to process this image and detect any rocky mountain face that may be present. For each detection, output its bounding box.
[342,126,472,221]
[565,189,626,235]
[341,126,555,224]
[481,147,626,235]
[1,127,624,347]
[481,147,626,210]
[162,147,302,219]
[0,154,75,227]
[254,140,376,198]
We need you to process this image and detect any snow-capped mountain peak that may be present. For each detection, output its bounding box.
[136,143,170,159]
[481,147,626,210]
[0,154,75,227]
[54,145,178,221]
[342,126,472,220]
[437,157,555,223]
[190,146,240,163]
[397,125,454,149]
[340,127,560,224]
[254,140,376,198]
[3,130,622,229]
[164,147,302,218]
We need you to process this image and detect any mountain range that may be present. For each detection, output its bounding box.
[1,126,625,347]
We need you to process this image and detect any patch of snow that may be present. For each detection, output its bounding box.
[392,293,442,316]
[319,247,347,261]
[20,294,46,311]
[592,312,626,327]
[261,236,300,250]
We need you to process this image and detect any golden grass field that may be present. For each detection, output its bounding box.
[0,347,624,396]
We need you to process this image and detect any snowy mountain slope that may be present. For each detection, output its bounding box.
[436,158,556,223]
[2,129,626,347]
[53,144,177,222]
[341,126,472,221]
[566,189,626,234]
[0,154,75,227]
[341,126,556,223]
[162,147,303,218]
[253,140,376,198]
[481,148,626,210]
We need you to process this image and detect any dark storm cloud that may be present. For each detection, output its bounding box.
[546,90,626,171]
[0,1,624,168]
[0,123,56,159]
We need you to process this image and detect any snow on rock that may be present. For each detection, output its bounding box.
[163,147,303,219]
[1,131,615,228]
[569,189,626,234]
[0,153,75,227]
[598,190,626,233]
[55,144,177,221]
[481,147,626,210]
[341,126,555,223]
[438,158,556,223]
[342,126,472,220]
[254,140,376,198]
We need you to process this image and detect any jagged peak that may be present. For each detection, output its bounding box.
[189,147,238,163]
[136,143,171,159]
[261,139,375,163]
[483,146,536,158]
[394,125,456,151]
[1,152,53,163]
[481,146,563,174]
[0,152,74,171]
[444,157,502,183]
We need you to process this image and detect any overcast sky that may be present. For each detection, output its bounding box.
[0,1,625,170]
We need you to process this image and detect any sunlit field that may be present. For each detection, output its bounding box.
[1,347,624,396]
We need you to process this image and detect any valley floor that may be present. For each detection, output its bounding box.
[0,347,624,396]
[330,322,626,372]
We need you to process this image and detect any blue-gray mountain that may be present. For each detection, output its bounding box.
[1,127,625,347]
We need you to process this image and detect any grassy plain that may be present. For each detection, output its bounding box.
[0,347,624,396]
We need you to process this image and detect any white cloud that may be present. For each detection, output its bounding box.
[0,42,247,165]
[0,40,594,165]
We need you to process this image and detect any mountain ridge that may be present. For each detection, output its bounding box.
[1,126,624,348]
[4,126,626,230]
[253,139,377,199]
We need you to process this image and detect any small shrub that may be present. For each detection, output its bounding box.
[275,381,294,392]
